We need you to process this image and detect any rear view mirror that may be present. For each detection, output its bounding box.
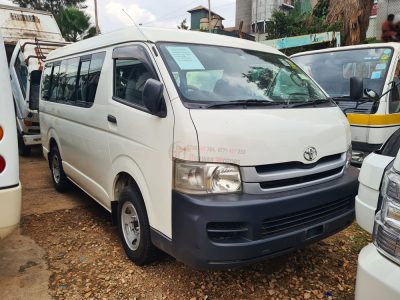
[364,88,379,101]
[29,70,42,110]
[143,79,166,118]
[350,77,363,100]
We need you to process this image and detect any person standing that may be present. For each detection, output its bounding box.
[382,14,398,42]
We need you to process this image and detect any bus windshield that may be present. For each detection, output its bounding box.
[158,43,329,108]
[292,47,393,99]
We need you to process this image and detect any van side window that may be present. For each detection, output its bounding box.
[86,52,106,104]
[41,64,53,100]
[49,64,61,101]
[14,52,28,99]
[114,59,152,107]
[62,58,80,103]
[41,52,106,108]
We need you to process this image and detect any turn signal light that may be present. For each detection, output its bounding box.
[0,126,3,141]
[0,155,5,174]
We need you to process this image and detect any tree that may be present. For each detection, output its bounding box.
[12,0,87,15]
[177,19,189,30]
[315,0,374,45]
[56,7,95,42]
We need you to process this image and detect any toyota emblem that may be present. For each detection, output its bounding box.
[304,147,318,162]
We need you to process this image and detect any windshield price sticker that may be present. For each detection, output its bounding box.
[166,46,205,70]
[371,71,382,79]
[375,63,387,70]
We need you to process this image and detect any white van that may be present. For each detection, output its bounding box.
[0,33,21,239]
[40,27,358,269]
[292,44,400,167]
[355,150,400,300]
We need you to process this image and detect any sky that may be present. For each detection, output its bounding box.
[0,0,236,33]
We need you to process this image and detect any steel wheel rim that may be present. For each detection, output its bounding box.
[52,155,61,184]
[121,202,141,251]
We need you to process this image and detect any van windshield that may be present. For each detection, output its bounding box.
[292,47,393,99]
[158,43,329,108]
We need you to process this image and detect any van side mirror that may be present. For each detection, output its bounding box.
[364,88,380,100]
[350,77,364,100]
[143,79,166,118]
[29,70,42,110]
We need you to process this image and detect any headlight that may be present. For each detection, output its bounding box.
[174,160,242,194]
[373,166,400,265]
[351,149,367,166]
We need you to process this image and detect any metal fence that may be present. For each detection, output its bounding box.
[369,0,400,39]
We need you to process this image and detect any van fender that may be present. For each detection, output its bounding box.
[45,128,63,158]
[110,155,154,227]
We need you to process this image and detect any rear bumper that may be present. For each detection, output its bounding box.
[0,184,22,239]
[23,134,41,146]
[356,244,400,300]
[153,167,359,269]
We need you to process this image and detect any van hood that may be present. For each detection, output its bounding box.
[189,107,351,166]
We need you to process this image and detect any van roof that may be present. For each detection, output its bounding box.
[46,26,283,61]
[291,43,400,57]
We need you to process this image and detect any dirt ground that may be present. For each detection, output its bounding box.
[4,149,371,299]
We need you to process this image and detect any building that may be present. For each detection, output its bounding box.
[187,5,224,31]
[236,0,316,35]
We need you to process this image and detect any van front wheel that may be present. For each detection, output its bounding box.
[49,146,70,193]
[118,187,160,266]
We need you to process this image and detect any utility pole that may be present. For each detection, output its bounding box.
[94,0,100,35]
[208,0,212,33]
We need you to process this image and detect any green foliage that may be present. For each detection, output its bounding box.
[56,7,94,42]
[265,10,341,40]
[11,0,87,15]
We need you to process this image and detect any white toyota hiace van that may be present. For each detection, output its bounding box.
[0,33,21,239]
[40,27,359,269]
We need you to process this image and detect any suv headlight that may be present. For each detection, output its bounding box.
[174,160,242,194]
[373,166,400,265]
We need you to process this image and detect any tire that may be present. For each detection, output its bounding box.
[18,132,31,156]
[49,145,70,193]
[118,186,160,266]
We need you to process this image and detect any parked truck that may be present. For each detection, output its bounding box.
[0,4,67,155]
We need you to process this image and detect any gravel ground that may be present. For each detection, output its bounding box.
[19,152,371,299]
[22,207,370,300]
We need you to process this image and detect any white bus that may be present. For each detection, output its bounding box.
[292,44,400,167]
[40,27,358,269]
[0,32,21,239]
[0,5,67,155]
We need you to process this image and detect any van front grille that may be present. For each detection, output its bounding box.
[259,167,343,189]
[241,152,346,194]
[260,197,353,237]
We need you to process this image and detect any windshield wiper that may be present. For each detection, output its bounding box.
[205,100,284,109]
[289,99,330,108]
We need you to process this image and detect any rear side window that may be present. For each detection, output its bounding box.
[41,51,106,108]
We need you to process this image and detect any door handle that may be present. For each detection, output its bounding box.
[107,115,117,124]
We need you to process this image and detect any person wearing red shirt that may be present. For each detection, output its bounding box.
[382,14,398,42]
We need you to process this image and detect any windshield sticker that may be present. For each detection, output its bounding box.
[380,54,390,61]
[384,49,392,55]
[375,63,387,70]
[166,46,205,70]
[371,71,382,79]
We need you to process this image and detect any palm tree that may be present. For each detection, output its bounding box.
[56,7,97,42]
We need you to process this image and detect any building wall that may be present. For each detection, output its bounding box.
[236,0,252,34]
[190,10,208,30]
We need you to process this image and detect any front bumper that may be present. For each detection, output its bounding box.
[156,167,359,269]
[23,134,41,146]
[355,244,400,300]
[0,184,22,239]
